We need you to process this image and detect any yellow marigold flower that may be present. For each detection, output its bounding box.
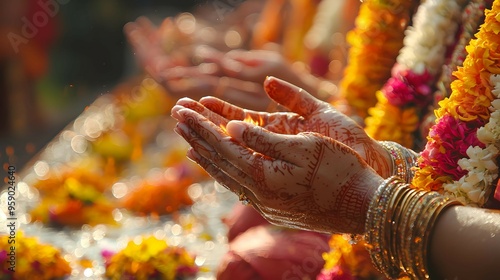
[123,236,168,262]
[104,236,199,280]
[365,91,419,147]
[412,165,453,192]
[322,235,382,279]
[339,0,412,118]
[0,232,72,279]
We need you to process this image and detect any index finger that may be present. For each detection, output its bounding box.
[200,96,301,134]
[263,76,325,117]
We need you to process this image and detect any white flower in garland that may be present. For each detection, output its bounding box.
[443,74,500,206]
[444,145,499,205]
[397,0,467,74]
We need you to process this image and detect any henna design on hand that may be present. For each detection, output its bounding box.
[230,122,379,233]
[199,77,392,177]
[264,77,392,178]
[172,79,386,234]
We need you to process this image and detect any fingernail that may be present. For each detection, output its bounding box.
[264,76,287,89]
[265,75,274,82]
[226,120,247,139]
[170,105,184,120]
[198,63,219,74]
[263,76,297,98]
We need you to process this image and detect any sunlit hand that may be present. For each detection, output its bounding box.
[177,76,392,177]
[209,49,319,96]
[124,17,274,111]
[217,49,290,82]
[124,16,193,77]
[171,106,382,234]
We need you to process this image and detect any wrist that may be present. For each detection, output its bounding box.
[353,172,383,235]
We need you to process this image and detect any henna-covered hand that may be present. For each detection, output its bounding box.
[171,106,383,234]
[216,49,319,96]
[124,17,274,111]
[124,16,195,77]
[178,76,393,177]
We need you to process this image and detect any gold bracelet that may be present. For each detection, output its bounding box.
[410,195,462,279]
[379,141,419,182]
[365,176,462,279]
[365,176,406,279]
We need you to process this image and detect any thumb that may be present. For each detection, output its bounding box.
[263,76,322,116]
[226,120,254,144]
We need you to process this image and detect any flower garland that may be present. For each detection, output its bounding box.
[102,235,201,280]
[365,0,468,148]
[412,0,500,206]
[0,232,72,279]
[420,0,488,136]
[320,2,494,279]
[441,74,500,205]
[434,0,488,103]
[339,0,415,119]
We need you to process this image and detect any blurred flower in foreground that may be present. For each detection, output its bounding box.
[102,236,201,280]
[317,235,383,280]
[222,203,269,242]
[0,231,71,280]
[30,175,117,227]
[217,225,330,280]
[119,166,194,216]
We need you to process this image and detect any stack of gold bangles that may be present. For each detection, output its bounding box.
[365,176,462,279]
[379,141,420,183]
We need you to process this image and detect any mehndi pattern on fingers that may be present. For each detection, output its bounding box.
[264,76,320,116]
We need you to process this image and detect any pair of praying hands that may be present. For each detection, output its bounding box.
[171,76,392,234]
[124,17,322,111]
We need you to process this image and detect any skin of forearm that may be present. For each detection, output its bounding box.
[429,205,500,279]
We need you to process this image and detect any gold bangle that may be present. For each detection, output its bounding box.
[365,176,406,279]
[411,196,461,279]
[365,176,463,279]
[379,141,419,182]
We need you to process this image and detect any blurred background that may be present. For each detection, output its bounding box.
[0,0,205,168]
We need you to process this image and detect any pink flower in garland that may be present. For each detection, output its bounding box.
[383,65,434,107]
[420,114,486,180]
